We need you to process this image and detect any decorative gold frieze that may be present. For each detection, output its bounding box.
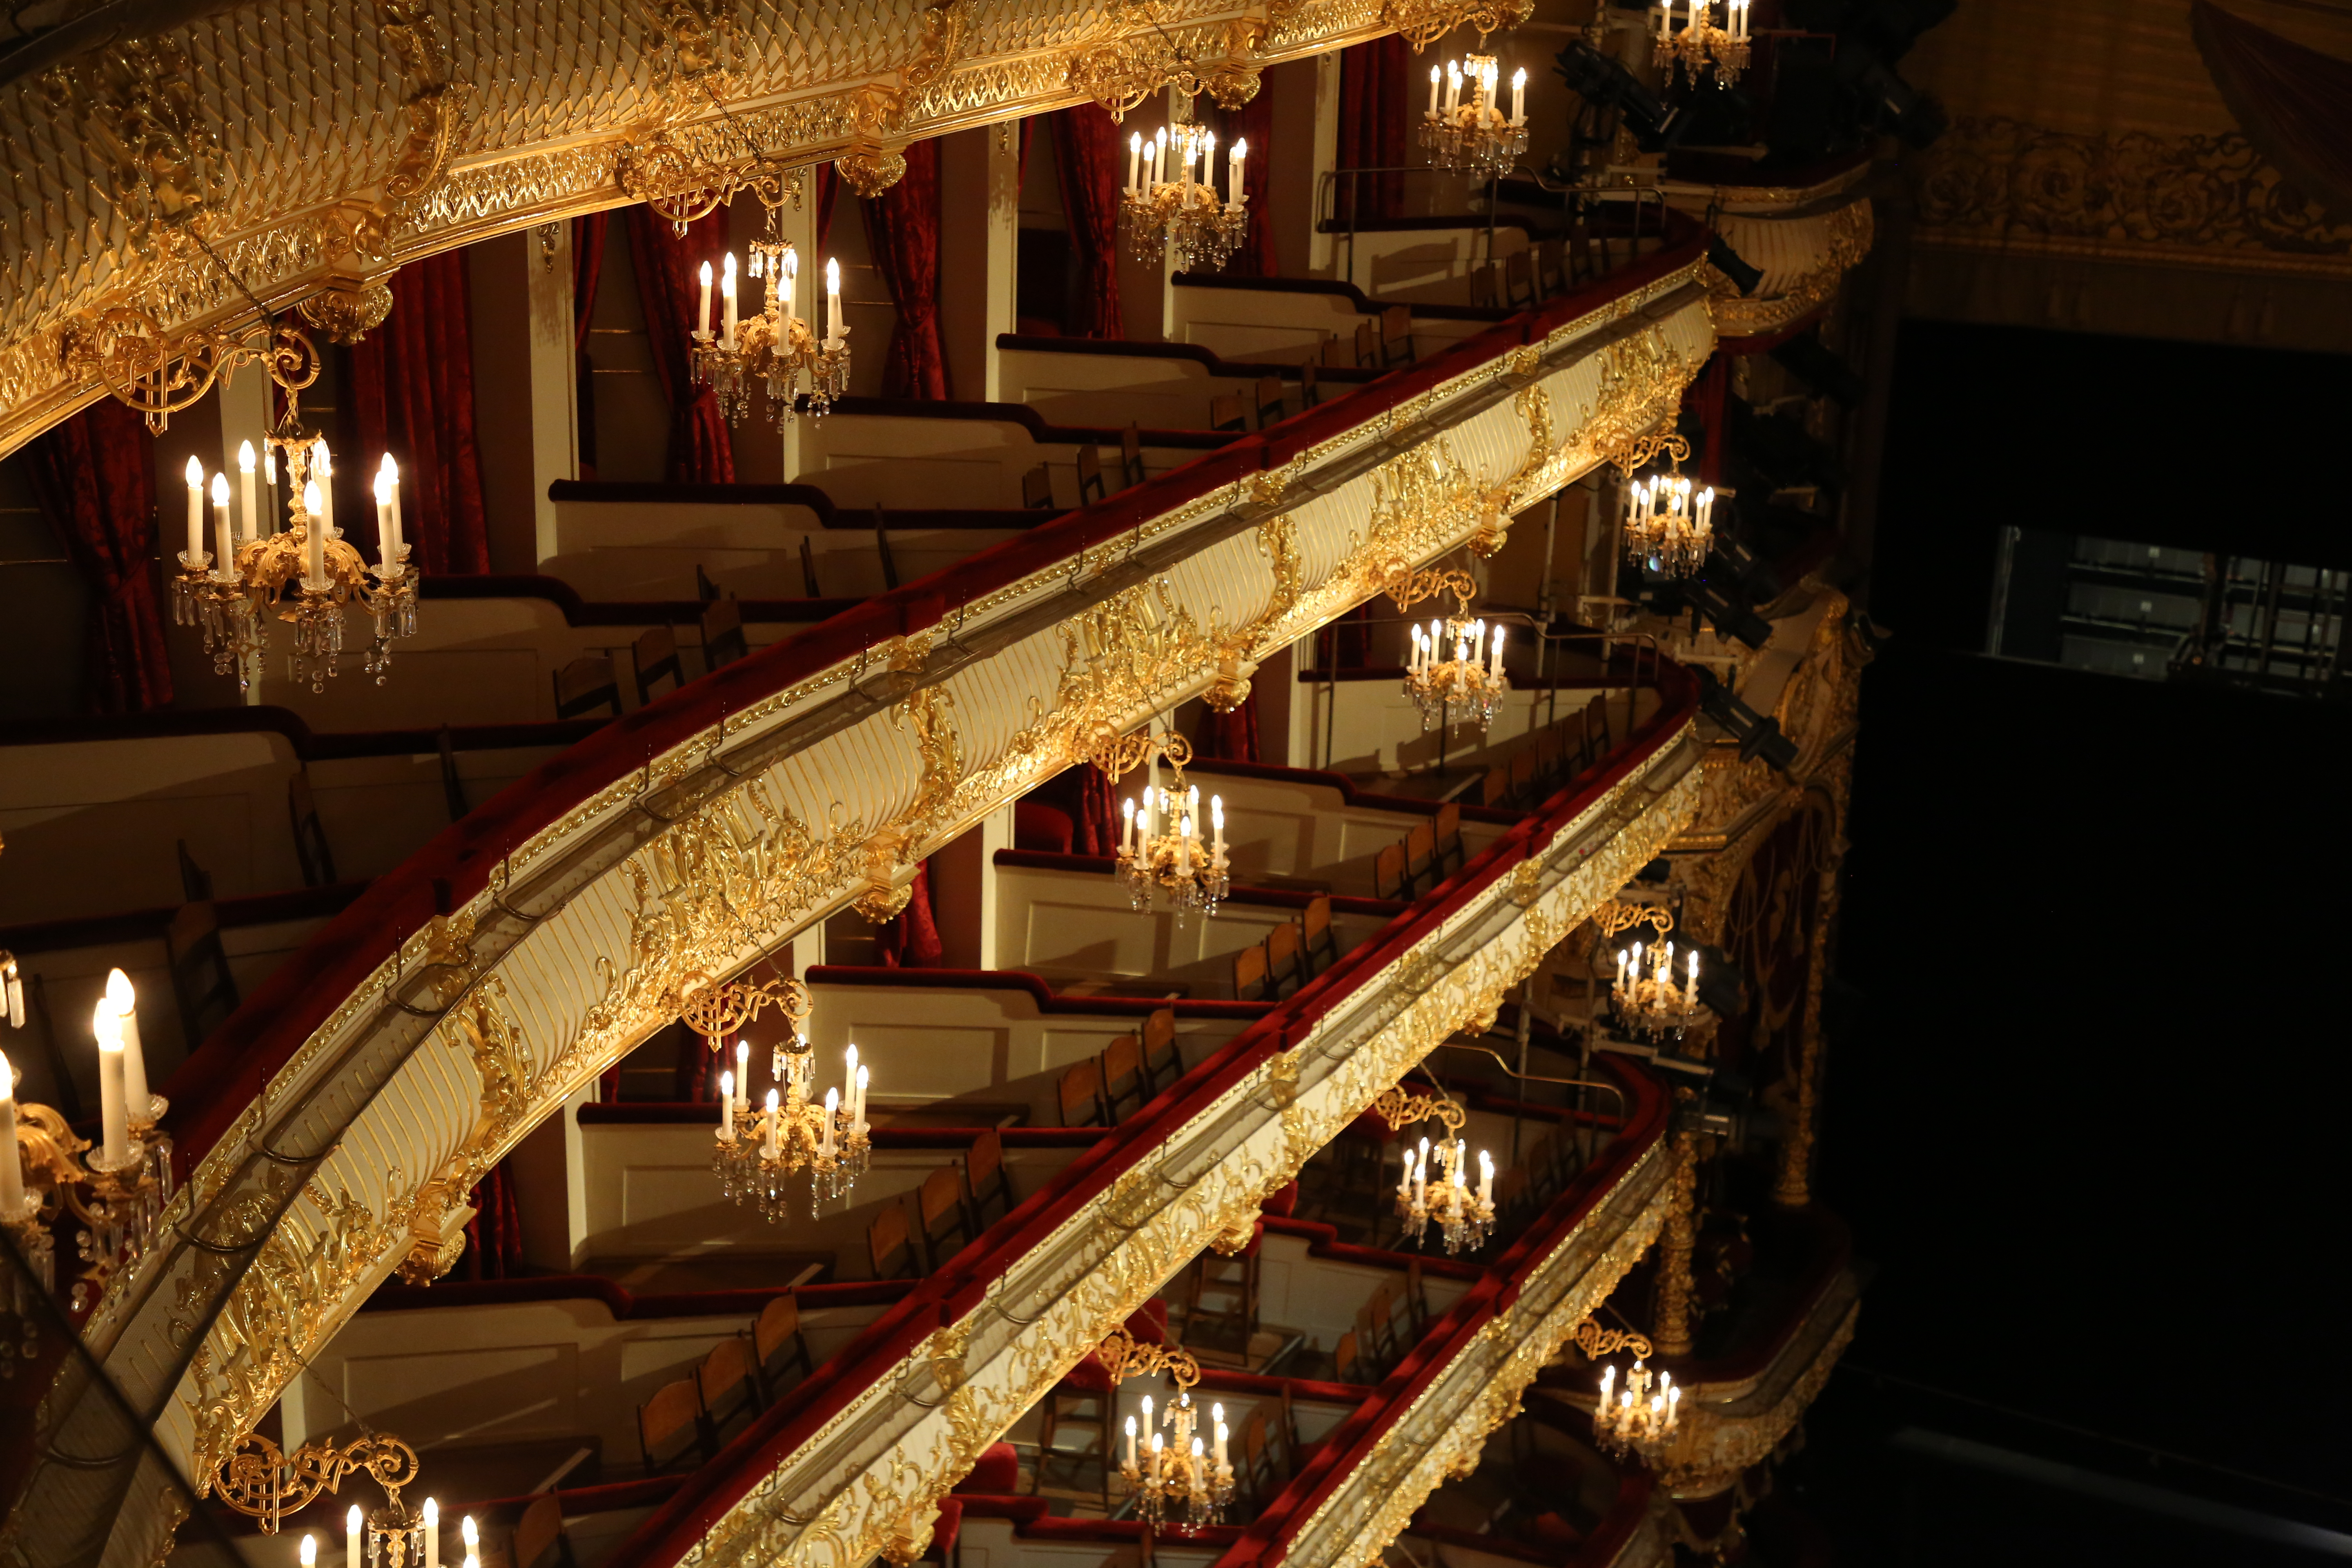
[1707,201,1874,341]
[38,34,218,265]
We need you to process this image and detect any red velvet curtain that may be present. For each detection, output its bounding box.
[24,400,171,713]
[862,141,950,399]
[1197,693,1263,762]
[816,164,840,256]
[1051,105,1126,336]
[347,252,492,573]
[1213,91,1280,278]
[1336,36,1411,223]
[628,206,737,481]
[572,212,609,480]
[460,1162,523,1280]
[1076,764,1120,856]
[877,860,947,967]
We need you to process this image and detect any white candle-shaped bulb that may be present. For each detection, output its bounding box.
[1122,796,1136,853]
[844,1043,859,1111]
[1428,63,1441,116]
[236,439,258,545]
[0,1049,23,1215]
[381,453,405,566]
[183,455,205,561]
[855,1064,870,1130]
[736,1040,750,1108]
[820,1087,838,1156]
[424,1499,439,1568]
[302,479,326,587]
[782,246,799,328]
[763,1088,781,1157]
[1211,795,1225,858]
[698,260,714,336]
[312,438,335,538]
[1511,67,1527,125]
[721,254,739,350]
[719,1071,735,1136]
[826,256,842,346]
[373,468,394,570]
[93,1000,127,1164]
[1491,623,1505,676]
[302,1537,317,1568]
[1229,138,1246,205]
[1129,131,1142,193]
[347,1504,363,1568]
[1142,1394,1153,1430]
[105,968,148,1122]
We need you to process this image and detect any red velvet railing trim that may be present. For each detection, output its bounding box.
[360,1274,917,1319]
[988,851,1406,917]
[605,659,1695,1568]
[158,217,1708,1238]
[802,965,1275,1020]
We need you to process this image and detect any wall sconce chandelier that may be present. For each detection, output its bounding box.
[1653,0,1751,86]
[172,432,420,694]
[1401,572,1509,735]
[1376,1085,1495,1255]
[213,1428,454,1559]
[692,213,851,427]
[1103,731,1232,922]
[1594,1357,1682,1457]
[1621,454,1715,579]
[693,975,873,1222]
[3,970,176,1341]
[1120,117,1250,271]
[1420,55,1528,178]
[1102,1327,1234,1531]
[1600,905,1704,1044]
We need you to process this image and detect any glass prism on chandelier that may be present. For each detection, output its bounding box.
[1106,1332,1233,1530]
[172,429,420,694]
[1120,114,1250,271]
[1420,55,1529,178]
[1110,732,1231,921]
[1592,1358,1682,1459]
[1622,459,1715,577]
[1404,578,1510,735]
[1600,904,1704,1044]
[1653,0,1751,86]
[1396,1131,1496,1255]
[691,205,851,427]
[694,976,872,1223]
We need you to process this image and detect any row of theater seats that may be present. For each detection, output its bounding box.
[1231,894,1344,1004]
[1477,693,1619,811]
[867,1127,1023,1278]
[1368,804,1471,903]
[635,1292,820,1474]
[553,595,752,719]
[1055,1007,1186,1127]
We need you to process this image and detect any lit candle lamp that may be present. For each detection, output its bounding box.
[1229,138,1246,205]
[237,440,258,544]
[0,1049,24,1216]
[782,247,799,332]
[736,1040,750,1110]
[382,454,405,570]
[1211,795,1225,860]
[1511,67,1527,125]
[94,1000,127,1164]
[826,257,842,348]
[1427,63,1441,118]
[721,252,739,351]
[821,1088,838,1158]
[854,1065,870,1133]
[698,260,714,337]
[302,481,325,588]
[1124,1415,1138,1468]
[183,456,205,562]
[1122,796,1136,853]
[719,1071,735,1138]
[302,1537,317,1568]
[1128,131,1142,193]
[423,1499,439,1568]
[312,438,335,540]
[106,969,149,1123]
[347,1503,363,1568]
[762,1088,781,1158]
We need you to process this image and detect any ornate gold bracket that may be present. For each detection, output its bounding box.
[1383,564,1478,617]
[679,971,813,1052]
[1568,1318,1653,1362]
[1372,1083,1468,1134]
[1595,902,1673,943]
[212,1431,420,1535]
[1089,726,1193,784]
[62,310,322,437]
[1382,0,1532,51]
[1096,1326,1204,1389]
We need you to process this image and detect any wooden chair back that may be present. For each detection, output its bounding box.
[512,1491,571,1568]
[1353,318,1377,368]
[1539,235,1567,293]
[1101,1034,1146,1120]
[1241,1409,1274,1505]
[1372,841,1408,900]
[967,1125,1015,1221]
[1076,442,1107,504]
[702,593,748,671]
[1233,942,1271,1002]
[437,725,469,822]
[1140,1007,1181,1093]
[1479,766,1509,808]
[167,900,240,1052]
[1302,894,1336,969]
[873,505,900,590]
[869,1201,916,1279]
[1322,333,1354,368]
[1254,374,1286,428]
[754,1292,813,1392]
[1433,801,1463,871]
[1059,1060,1107,1127]
[1469,265,1497,309]
[1297,358,1321,408]
[1403,821,1436,891]
[634,624,682,705]
[1333,1327,1362,1383]
[1021,464,1057,509]
[1586,691,1612,753]
[800,535,824,597]
[1357,1279,1399,1366]
[698,1333,758,1430]
[638,1376,708,1472]
[287,770,337,888]
[1266,921,1305,996]
[1121,422,1147,487]
[1208,392,1249,433]
[920,1163,973,1265]
[1380,305,1414,367]
[552,654,620,719]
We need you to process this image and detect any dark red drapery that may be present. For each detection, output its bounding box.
[816,164,840,256]
[460,1161,524,1280]
[347,252,492,573]
[877,859,946,967]
[1213,91,1281,278]
[1336,36,1411,223]
[1077,764,1120,857]
[1196,693,1263,762]
[25,400,171,713]
[1051,105,1127,337]
[2193,0,2352,226]
[572,212,609,480]
[861,142,949,399]
[628,205,737,482]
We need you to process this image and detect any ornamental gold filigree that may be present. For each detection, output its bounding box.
[38,34,218,263]
[298,279,396,345]
[1382,0,1532,52]
[1708,201,1873,341]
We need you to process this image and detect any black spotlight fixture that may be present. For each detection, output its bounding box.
[1693,666,1800,772]
[1707,235,1767,297]
[1554,41,1687,153]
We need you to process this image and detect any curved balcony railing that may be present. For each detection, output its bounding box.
[6,225,1715,1568]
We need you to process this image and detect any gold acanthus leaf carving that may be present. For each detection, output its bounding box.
[38,34,218,266]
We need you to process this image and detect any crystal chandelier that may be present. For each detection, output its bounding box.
[1107,732,1232,921]
[692,214,851,427]
[1600,904,1704,1044]
[1419,55,1530,178]
[1593,1357,1682,1459]
[172,432,420,693]
[1120,118,1250,271]
[1621,462,1716,577]
[692,976,873,1222]
[1405,592,1510,735]
[2,970,176,1334]
[1396,1132,1496,1254]
[1653,0,1751,87]
[1102,1329,1234,1531]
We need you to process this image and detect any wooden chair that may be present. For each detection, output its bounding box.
[1209,392,1249,434]
[1034,1373,1114,1506]
[695,562,720,602]
[552,655,620,719]
[1332,1327,1364,1384]
[176,839,212,901]
[1302,894,1338,973]
[869,1201,918,1280]
[167,901,240,1054]
[1120,423,1147,488]
[1076,443,1107,505]
[1479,766,1510,809]
[702,593,748,672]
[1506,249,1538,307]
[967,1126,1016,1223]
[753,1292,816,1401]
[1469,265,1498,310]
[1021,465,1056,509]
[698,1334,760,1437]
[1297,358,1322,409]
[638,1376,711,1473]
[634,625,684,705]
[1101,1035,1147,1121]
[800,535,824,597]
[1533,726,1565,787]
[1233,942,1272,1002]
[920,1163,976,1267]
[287,770,337,888]
[1372,842,1409,900]
[1253,374,1286,428]
[1180,1245,1261,1355]
[1403,821,1436,894]
[1140,1007,1182,1095]
[874,506,900,590]
[1433,802,1464,874]
[1509,747,1537,806]
[1266,921,1307,999]
[1239,1408,1278,1508]
[512,1492,577,1568]
[1379,306,1414,368]
[1586,692,1613,755]
[1355,1280,1401,1370]
[1353,319,1377,368]
[1322,333,1355,369]
[1059,1060,1109,1127]
[437,725,469,823]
